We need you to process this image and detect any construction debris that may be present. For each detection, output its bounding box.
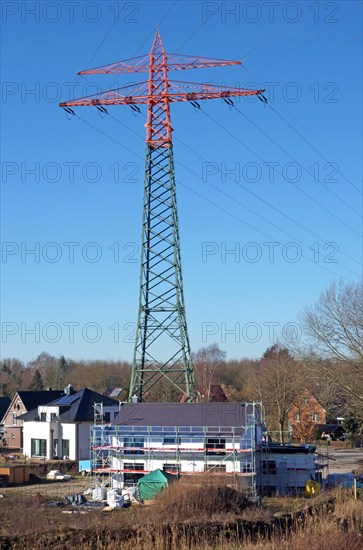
[64,493,86,506]
[47,470,72,481]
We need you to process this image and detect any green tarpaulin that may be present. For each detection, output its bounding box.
[138,468,176,500]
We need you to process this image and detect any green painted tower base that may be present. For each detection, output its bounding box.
[128,145,198,402]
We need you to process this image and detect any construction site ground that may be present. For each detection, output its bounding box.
[0,444,362,500]
[327,447,363,475]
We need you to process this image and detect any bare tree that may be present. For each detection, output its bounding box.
[219,358,259,402]
[301,279,362,365]
[0,358,26,396]
[300,279,363,418]
[254,345,304,442]
[193,344,226,402]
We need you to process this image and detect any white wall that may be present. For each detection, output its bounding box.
[37,405,59,422]
[23,422,87,460]
[77,423,92,460]
[60,423,76,459]
[23,421,51,459]
[110,456,249,476]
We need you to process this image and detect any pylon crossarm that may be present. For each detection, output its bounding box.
[78,54,151,74]
[60,81,265,108]
[78,50,241,75]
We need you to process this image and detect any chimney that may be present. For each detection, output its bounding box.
[64,384,73,396]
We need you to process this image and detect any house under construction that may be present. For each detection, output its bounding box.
[90,402,325,495]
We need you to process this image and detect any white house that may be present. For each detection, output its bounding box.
[91,402,263,489]
[91,402,322,495]
[21,387,120,460]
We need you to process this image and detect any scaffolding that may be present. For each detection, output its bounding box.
[90,402,262,495]
[93,402,104,424]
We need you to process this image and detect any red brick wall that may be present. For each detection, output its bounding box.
[2,395,26,449]
[288,389,326,442]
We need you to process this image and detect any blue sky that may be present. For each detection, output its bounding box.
[1,0,362,363]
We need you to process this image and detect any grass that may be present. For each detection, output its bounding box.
[0,478,362,549]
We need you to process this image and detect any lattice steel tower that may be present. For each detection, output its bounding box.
[60,30,264,402]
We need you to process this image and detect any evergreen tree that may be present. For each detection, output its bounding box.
[31,369,44,390]
[58,355,69,375]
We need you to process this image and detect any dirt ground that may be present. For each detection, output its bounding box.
[0,476,93,500]
[327,448,363,475]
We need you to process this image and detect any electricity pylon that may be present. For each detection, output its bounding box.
[60,30,264,403]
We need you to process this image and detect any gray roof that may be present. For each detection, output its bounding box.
[19,388,119,423]
[0,397,11,422]
[17,390,64,411]
[114,402,259,428]
[2,391,64,423]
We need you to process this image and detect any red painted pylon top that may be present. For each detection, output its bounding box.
[60,30,265,147]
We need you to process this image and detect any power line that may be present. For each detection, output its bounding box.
[241,64,362,195]
[200,108,362,238]
[84,1,130,69]
[230,103,361,217]
[239,3,312,60]
[255,3,361,75]
[69,41,361,271]
[64,109,360,280]
[171,121,361,269]
[275,98,362,192]
[132,1,179,55]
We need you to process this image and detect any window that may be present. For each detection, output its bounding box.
[31,438,47,458]
[50,413,56,422]
[12,413,17,426]
[312,412,319,422]
[294,413,300,422]
[163,464,180,473]
[123,462,144,485]
[123,437,144,455]
[40,412,46,422]
[62,439,70,458]
[53,440,59,458]
[163,437,181,446]
[206,438,226,456]
[242,462,253,473]
[261,460,277,475]
[304,398,310,406]
[104,412,111,423]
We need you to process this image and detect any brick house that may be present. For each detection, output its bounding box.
[1,390,64,449]
[179,384,229,403]
[287,389,326,442]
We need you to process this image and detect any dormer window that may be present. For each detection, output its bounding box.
[40,412,46,422]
